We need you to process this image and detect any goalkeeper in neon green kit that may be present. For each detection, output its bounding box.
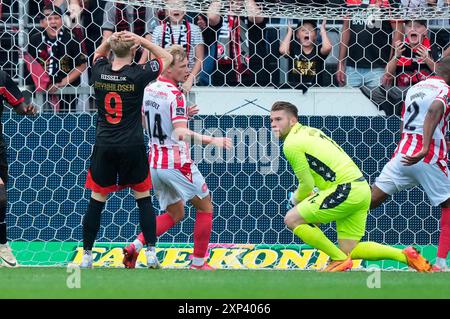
[271,101,432,272]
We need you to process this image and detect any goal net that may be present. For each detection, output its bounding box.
[113,0,449,20]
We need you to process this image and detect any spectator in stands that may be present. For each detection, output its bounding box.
[245,0,272,86]
[192,0,223,86]
[400,0,449,54]
[279,19,332,90]
[62,1,106,64]
[386,20,439,86]
[101,1,157,64]
[27,4,87,112]
[28,1,88,43]
[365,20,441,116]
[215,13,247,86]
[152,0,204,93]
[427,0,450,55]
[216,0,271,87]
[336,0,402,89]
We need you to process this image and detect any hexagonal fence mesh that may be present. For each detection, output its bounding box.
[2,112,442,268]
[0,0,448,268]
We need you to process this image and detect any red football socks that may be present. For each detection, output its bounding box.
[193,211,213,259]
[437,207,450,259]
[156,213,176,237]
[136,211,212,259]
[137,213,176,244]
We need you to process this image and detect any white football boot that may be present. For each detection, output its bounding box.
[145,248,160,269]
[0,243,19,268]
[80,251,93,268]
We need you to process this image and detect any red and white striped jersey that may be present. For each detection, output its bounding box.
[143,77,192,169]
[393,76,450,170]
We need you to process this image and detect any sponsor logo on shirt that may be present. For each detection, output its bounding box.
[100,74,127,81]
[176,107,185,116]
[150,61,160,72]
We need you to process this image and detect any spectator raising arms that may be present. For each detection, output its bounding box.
[385,20,440,87]
[279,19,332,90]
[367,20,442,116]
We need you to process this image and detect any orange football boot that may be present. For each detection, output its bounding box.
[402,246,432,272]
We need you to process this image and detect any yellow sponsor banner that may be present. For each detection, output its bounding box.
[71,244,362,270]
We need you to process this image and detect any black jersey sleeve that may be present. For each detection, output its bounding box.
[136,58,163,87]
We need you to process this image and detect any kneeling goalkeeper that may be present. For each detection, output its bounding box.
[271,101,431,272]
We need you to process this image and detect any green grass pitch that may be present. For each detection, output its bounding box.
[0,268,449,299]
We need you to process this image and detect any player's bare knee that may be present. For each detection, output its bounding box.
[191,194,213,212]
[166,201,185,223]
[91,191,107,203]
[133,190,150,200]
[370,185,388,209]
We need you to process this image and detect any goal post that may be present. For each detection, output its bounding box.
[111,0,450,20]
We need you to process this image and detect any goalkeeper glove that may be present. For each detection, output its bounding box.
[287,187,320,209]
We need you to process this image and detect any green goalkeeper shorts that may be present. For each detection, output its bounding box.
[296,178,371,241]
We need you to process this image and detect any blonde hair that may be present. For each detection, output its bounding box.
[109,34,135,58]
[165,45,187,66]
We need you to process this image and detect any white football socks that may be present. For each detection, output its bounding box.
[133,239,144,253]
[192,257,204,266]
[435,257,447,269]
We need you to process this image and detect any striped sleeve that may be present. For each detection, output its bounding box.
[435,86,450,112]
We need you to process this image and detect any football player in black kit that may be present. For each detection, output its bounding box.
[81,31,172,268]
[0,70,35,267]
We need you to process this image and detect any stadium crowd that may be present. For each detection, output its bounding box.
[0,0,449,113]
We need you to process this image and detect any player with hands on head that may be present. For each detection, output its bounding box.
[123,45,231,270]
[80,31,172,269]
